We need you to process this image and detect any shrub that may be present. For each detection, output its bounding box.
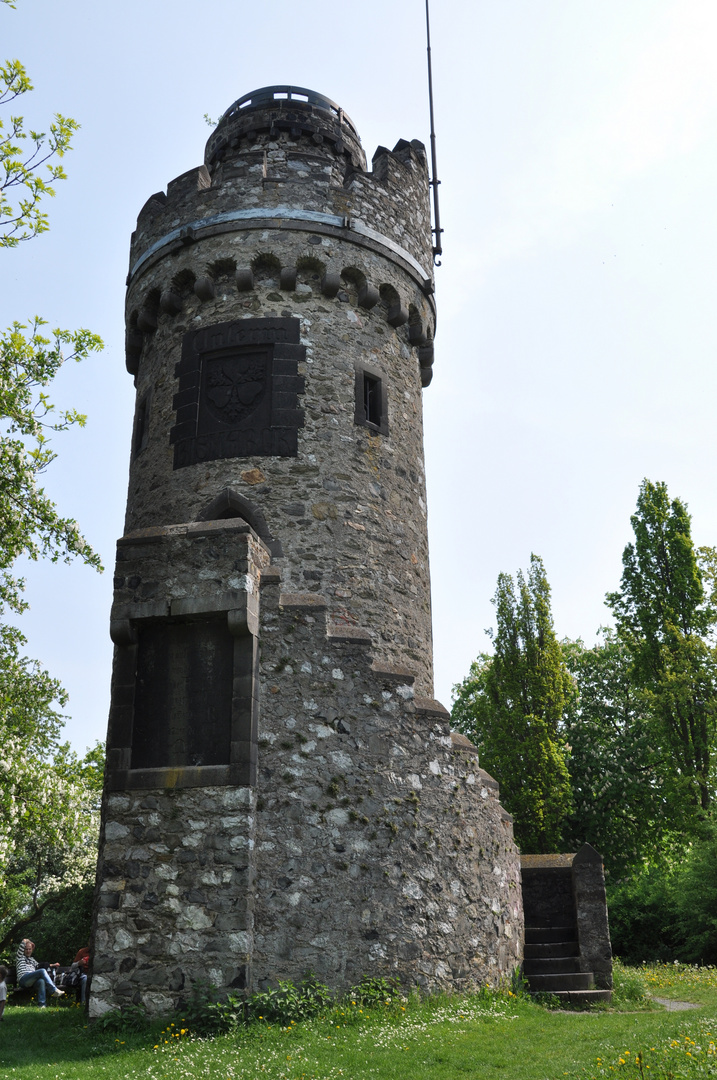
[607,866,681,963]
[673,820,717,963]
[246,973,332,1026]
[93,1002,149,1033]
[347,975,401,1010]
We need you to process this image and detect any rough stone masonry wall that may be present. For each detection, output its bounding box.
[90,559,523,1017]
[91,785,256,1017]
[123,234,436,694]
[252,571,523,992]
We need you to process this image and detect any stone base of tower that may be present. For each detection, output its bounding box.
[90,525,523,1017]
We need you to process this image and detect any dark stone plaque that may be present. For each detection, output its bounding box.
[171,317,306,469]
[130,617,233,769]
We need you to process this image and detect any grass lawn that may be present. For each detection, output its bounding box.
[1,964,716,1079]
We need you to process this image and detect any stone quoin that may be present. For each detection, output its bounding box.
[90,86,524,1017]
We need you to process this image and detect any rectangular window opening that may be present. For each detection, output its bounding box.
[364,374,382,426]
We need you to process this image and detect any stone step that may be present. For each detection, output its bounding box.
[540,988,613,1005]
[524,941,579,959]
[523,956,582,976]
[527,972,595,992]
[525,926,577,944]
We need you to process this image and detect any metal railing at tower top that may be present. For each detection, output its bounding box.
[217,86,359,138]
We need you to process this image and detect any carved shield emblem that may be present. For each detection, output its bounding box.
[203,350,268,426]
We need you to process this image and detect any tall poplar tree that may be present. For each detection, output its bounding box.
[452,555,573,852]
[607,479,717,813]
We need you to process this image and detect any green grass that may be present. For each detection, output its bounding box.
[1,964,717,1079]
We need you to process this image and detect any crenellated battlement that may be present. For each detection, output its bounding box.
[128,122,433,311]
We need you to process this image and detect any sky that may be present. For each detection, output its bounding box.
[4,0,717,754]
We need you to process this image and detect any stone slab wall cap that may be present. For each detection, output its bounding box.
[420,367,433,388]
[413,697,450,718]
[279,592,328,610]
[260,567,282,586]
[327,624,373,643]
[320,272,341,297]
[476,768,500,790]
[450,731,478,754]
[572,842,604,866]
[387,303,409,327]
[358,283,380,309]
[370,662,416,683]
[520,853,575,869]
[280,267,297,291]
[194,276,215,301]
[236,268,254,291]
[159,289,182,315]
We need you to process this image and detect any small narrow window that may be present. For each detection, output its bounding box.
[364,374,381,426]
[355,366,388,435]
[132,392,150,459]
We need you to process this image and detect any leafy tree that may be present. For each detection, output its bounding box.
[0,0,103,940]
[607,480,717,813]
[561,633,677,876]
[452,555,573,852]
[1,25,78,246]
[0,741,104,955]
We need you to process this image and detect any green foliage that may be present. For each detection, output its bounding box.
[607,479,717,813]
[0,51,78,246]
[246,973,333,1026]
[561,633,672,876]
[0,2,104,950]
[93,1002,149,1034]
[672,818,717,963]
[180,980,237,1034]
[452,554,572,852]
[7,970,717,1080]
[15,882,94,963]
[607,866,681,964]
[347,975,402,1010]
[0,318,103,619]
[0,741,104,955]
[610,958,650,1005]
[180,974,403,1037]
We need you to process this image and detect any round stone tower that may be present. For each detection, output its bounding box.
[90,88,522,1019]
[124,85,437,694]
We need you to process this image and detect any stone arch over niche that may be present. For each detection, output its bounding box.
[198,488,283,558]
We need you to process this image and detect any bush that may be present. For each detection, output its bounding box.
[246,973,332,1026]
[607,866,681,964]
[347,975,401,1010]
[673,821,717,963]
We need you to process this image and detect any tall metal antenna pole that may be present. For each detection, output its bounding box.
[425,0,443,265]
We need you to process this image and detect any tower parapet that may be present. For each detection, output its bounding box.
[91,87,522,1017]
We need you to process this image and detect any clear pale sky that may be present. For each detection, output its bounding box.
[4,0,717,753]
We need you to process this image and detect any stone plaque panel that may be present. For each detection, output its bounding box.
[171,317,305,468]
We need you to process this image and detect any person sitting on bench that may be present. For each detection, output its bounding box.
[15,940,64,1007]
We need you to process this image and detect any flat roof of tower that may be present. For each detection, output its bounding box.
[218,85,359,138]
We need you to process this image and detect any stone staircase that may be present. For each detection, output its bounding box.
[523,923,612,1004]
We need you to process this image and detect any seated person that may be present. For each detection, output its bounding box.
[15,939,64,1007]
[72,945,90,1004]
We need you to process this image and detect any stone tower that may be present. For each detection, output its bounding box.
[90,87,522,1018]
